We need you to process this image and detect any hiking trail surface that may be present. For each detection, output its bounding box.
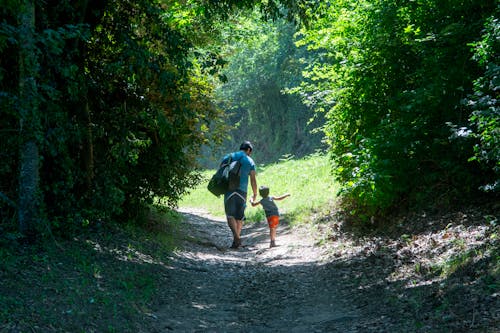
[152,208,357,332]
[150,206,499,333]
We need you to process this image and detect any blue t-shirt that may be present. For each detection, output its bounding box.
[222,150,255,194]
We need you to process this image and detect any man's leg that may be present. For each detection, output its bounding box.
[227,216,240,248]
[225,191,246,248]
[227,216,237,238]
[235,219,243,239]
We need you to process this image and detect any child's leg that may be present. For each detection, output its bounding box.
[267,216,279,247]
[269,227,277,242]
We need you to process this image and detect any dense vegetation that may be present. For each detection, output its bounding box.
[291,0,499,217]
[0,0,295,236]
[213,0,498,218]
[2,0,221,235]
[209,13,324,166]
[1,0,498,238]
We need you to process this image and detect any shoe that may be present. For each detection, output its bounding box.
[270,240,276,248]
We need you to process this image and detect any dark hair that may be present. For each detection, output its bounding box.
[259,186,269,197]
[239,141,253,152]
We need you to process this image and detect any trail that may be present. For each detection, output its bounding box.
[149,207,499,333]
[151,208,359,332]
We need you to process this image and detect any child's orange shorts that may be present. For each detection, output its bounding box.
[266,215,279,228]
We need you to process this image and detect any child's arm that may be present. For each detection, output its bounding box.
[273,193,291,201]
[250,198,261,207]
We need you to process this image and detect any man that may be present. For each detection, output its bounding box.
[222,141,257,249]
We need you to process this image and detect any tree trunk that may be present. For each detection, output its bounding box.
[77,1,94,192]
[18,0,41,236]
[84,101,95,189]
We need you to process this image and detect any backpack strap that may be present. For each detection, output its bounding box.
[221,153,232,166]
[233,152,244,162]
[222,151,243,167]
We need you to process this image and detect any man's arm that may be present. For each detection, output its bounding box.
[249,170,257,202]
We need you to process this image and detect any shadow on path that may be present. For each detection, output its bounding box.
[150,208,359,332]
[150,207,500,332]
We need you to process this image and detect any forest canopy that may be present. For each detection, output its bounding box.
[290,0,499,217]
[0,0,498,236]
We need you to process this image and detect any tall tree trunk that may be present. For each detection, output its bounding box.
[77,1,95,192]
[84,101,95,189]
[18,0,41,237]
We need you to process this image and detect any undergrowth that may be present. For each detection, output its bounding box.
[0,208,182,333]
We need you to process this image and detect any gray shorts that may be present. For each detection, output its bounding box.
[224,190,247,220]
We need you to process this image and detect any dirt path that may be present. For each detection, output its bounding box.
[149,207,498,333]
[0,205,495,332]
[150,208,359,332]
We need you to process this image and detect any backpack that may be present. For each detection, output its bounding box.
[207,153,242,197]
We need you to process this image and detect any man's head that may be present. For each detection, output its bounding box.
[259,186,269,198]
[239,141,253,155]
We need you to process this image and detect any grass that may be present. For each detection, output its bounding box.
[0,208,183,333]
[180,153,340,224]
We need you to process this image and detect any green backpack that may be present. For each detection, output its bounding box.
[207,154,242,197]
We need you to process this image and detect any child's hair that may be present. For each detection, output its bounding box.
[259,186,270,197]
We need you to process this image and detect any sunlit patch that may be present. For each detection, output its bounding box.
[85,239,159,265]
[384,224,492,287]
[191,302,215,310]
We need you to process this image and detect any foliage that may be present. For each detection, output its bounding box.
[0,0,226,233]
[198,0,314,24]
[211,12,324,166]
[293,0,498,219]
[82,0,221,216]
[2,0,497,233]
[0,0,325,235]
[466,9,500,192]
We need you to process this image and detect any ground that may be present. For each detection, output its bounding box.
[0,205,498,332]
[149,205,499,332]
[150,209,359,332]
[151,208,356,332]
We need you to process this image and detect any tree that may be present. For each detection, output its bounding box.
[466,9,500,192]
[293,0,498,218]
[1,0,233,234]
[213,12,324,165]
[0,0,340,234]
[18,0,41,236]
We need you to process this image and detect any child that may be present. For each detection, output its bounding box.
[251,186,291,248]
